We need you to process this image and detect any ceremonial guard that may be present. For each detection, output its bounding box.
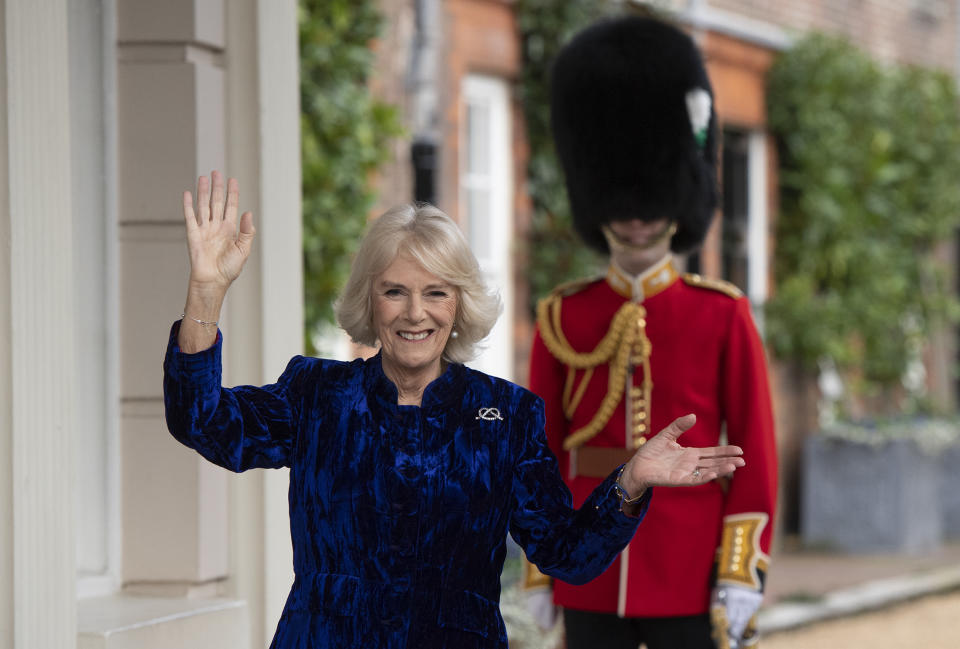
[523,15,778,649]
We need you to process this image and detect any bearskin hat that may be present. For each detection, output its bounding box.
[550,15,718,254]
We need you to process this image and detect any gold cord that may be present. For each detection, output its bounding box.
[536,293,652,450]
[565,366,594,419]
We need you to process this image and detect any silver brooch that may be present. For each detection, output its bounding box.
[476,407,503,421]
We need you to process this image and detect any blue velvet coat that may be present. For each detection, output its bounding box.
[163,323,649,648]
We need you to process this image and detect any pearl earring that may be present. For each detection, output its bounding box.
[450,329,459,339]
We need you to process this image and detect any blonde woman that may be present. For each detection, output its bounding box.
[163,171,745,648]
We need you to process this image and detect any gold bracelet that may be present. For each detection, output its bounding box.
[614,464,646,507]
[181,313,219,327]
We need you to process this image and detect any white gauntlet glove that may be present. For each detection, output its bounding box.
[521,560,557,630]
[524,587,558,631]
[712,513,771,648]
[710,584,762,649]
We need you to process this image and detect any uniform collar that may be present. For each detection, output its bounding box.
[605,254,679,302]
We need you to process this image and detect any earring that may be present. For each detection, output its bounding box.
[450,329,459,339]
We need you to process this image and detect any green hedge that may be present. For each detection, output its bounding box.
[765,34,960,407]
[299,0,402,353]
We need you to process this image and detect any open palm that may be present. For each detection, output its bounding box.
[183,171,255,289]
[624,414,744,491]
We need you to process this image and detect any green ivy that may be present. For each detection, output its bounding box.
[299,0,402,353]
[765,33,960,407]
[515,0,614,310]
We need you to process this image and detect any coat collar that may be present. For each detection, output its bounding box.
[363,351,466,409]
[605,254,678,302]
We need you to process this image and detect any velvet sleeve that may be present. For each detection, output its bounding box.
[163,320,305,472]
[508,391,651,585]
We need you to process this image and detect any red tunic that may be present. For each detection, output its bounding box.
[529,257,777,617]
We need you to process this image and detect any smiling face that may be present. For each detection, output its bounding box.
[605,217,674,275]
[372,252,458,383]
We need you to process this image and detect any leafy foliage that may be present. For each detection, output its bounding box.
[515,0,615,309]
[765,34,960,406]
[299,0,402,353]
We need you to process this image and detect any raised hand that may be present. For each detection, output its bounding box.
[178,171,255,353]
[620,414,745,498]
[183,171,255,291]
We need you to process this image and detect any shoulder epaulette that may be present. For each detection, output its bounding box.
[682,273,743,299]
[546,276,599,300]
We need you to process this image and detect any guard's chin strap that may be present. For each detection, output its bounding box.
[601,221,677,253]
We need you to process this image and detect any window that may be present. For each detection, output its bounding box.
[722,130,749,292]
[460,75,514,380]
[721,128,768,329]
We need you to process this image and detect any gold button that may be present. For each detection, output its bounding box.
[634,438,647,448]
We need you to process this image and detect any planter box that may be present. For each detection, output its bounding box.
[942,444,960,540]
[801,436,942,554]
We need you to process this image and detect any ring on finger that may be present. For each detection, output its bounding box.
[692,468,701,479]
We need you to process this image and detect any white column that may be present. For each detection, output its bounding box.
[0,3,11,644]
[225,0,301,644]
[254,2,302,632]
[255,0,303,380]
[117,0,230,588]
[2,1,77,647]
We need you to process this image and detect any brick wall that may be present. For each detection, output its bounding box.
[700,0,957,71]
[370,0,416,218]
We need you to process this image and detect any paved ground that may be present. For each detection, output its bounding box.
[502,538,960,647]
[764,539,960,607]
[760,538,960,635]
[763,589,960,649]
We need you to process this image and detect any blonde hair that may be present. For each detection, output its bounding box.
[334,204,502,363]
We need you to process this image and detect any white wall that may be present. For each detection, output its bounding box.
[0,0,302,647]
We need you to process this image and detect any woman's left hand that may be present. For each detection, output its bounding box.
[618,414,744,499]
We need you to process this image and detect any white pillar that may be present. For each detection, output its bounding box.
[0,3,11,644]
[225,0,302,643]
[255,0,303,635]
[117,0,230,588]
[1,1,77,647]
